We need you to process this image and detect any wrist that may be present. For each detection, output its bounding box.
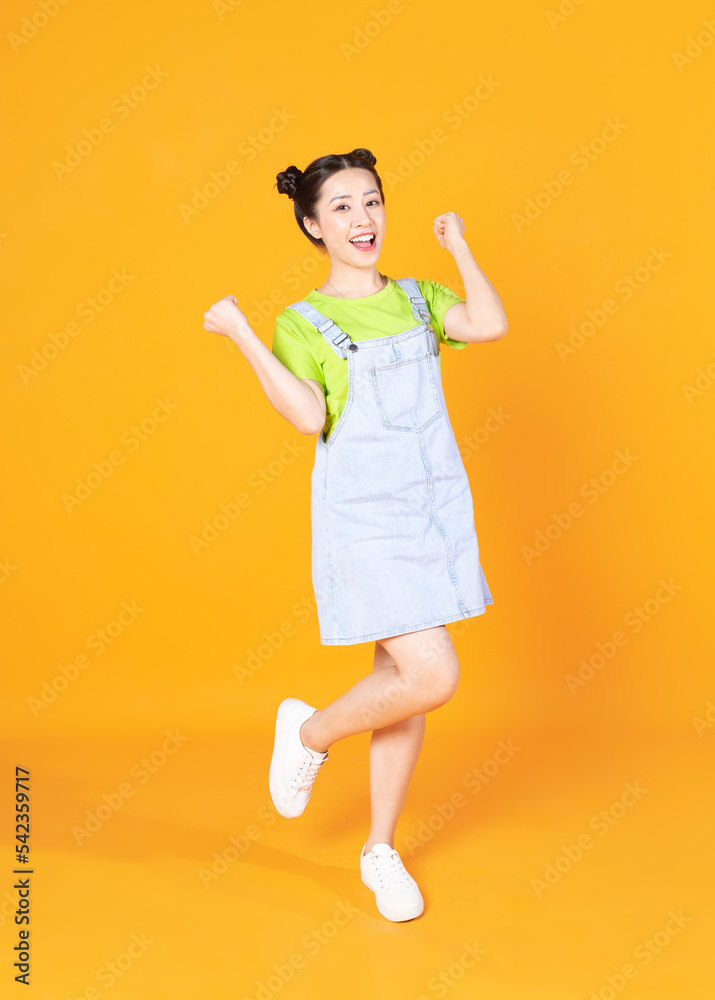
[231,319,253,343]
[446,234,468,255]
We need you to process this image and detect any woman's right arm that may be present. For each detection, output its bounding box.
[203,294,326,436]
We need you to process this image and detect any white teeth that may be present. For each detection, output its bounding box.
[350,234,374,243]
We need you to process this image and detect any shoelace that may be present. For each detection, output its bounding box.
[370,850,415,890]
[291,751,327,793]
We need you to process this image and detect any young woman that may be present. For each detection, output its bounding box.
[203,147,507,923]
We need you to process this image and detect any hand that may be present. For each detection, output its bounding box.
[203,294,247,339]
[432,212,465,252]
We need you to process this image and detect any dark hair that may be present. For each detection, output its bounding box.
[274,147,385,253]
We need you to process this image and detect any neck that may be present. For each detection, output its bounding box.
[320,264,386,298]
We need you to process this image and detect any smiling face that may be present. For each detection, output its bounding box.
[304,167,386,267]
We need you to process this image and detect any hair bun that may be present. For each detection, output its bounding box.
[349,147,377,167]
[276,165,303,199]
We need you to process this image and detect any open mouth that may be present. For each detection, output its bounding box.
[349,233,376,251]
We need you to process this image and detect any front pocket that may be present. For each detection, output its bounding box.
[370,353,442,432]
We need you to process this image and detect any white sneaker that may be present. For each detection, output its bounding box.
[360,842,424,921]
[269,698,329,818]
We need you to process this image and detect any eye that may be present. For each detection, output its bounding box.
[334,199,381,211]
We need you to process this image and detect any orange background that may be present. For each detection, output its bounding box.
[1,0,713,996]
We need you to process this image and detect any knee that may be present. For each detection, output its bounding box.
[384,628,460,709]
[423,661,460,709]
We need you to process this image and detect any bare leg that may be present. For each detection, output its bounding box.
[300,624,459,753]
[365,640,426,852]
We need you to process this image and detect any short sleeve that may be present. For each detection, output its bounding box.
[417,279,468,350]
[272,311,325,385]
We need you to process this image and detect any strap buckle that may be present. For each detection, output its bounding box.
[318,317,353,351]
[331,330,353,350]
[317,317,337,335]
[409,294,432,325]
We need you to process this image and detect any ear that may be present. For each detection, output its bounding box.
[304,216,321,240]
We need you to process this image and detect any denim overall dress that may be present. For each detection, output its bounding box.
[286,276,493,646]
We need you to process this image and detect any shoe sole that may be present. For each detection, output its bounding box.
[360,872,424,922]
[269,698,315,818]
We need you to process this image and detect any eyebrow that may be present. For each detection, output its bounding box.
[328,189,379,204]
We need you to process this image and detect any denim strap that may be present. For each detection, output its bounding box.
[285,300,351,358]
[394,277,433,328]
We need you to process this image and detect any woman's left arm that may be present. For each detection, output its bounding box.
[433,212,508,343]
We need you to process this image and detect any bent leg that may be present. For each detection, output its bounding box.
[301,625,459,753]
[365,640,426,852]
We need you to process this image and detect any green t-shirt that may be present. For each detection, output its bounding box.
[271,277,467,441]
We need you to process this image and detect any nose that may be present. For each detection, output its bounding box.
[353,204,373,228]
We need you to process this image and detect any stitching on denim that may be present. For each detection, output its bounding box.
[369,353,442,432]
[353,321,429,349]
[286,302,349,359]
[418,431,468,614]
[314,439,339,640]
[324,342,356,449]
[319,604,493,645]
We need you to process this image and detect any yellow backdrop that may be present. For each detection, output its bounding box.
[1,0,713,996]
